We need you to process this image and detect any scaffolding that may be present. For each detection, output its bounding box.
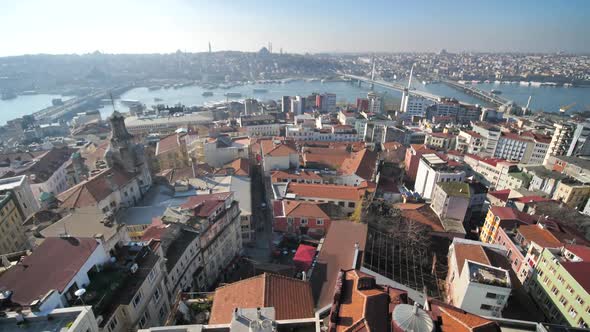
[363,226,447,299]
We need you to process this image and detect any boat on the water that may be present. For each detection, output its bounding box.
[491,89,502,95]
[154,97,163,102]
[202,91,213,97]
[224,92,242,98]
[253,88,268,93]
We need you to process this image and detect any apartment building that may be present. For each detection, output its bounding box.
[203,135,250,168]
[431,181,470,223]
[0,175,39,218]
[260,139,299,174]
[446,238,512,317]
[238,114,282,137]
[464,154,518,189]
[0,192,28,255]
[277,182,368,215]
[425,132,455,150]
[552,178,590,210]
[472,122,501,155]
[480,206,535,243]
[272,200,338,238]
[414,154,466,200]
[529,245,590,327]
[493,132,550,164]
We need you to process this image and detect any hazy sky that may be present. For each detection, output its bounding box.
[1,0,589,56]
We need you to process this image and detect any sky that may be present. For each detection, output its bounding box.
[1,0,589,56]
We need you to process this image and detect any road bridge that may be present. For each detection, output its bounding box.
[343,74,441,101]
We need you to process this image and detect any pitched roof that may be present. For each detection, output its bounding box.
[180,192,232,217]
[489,206,535,224]
[561,261,590,293]
[430,300,501,332]
[209,273,314,324]
[487,189,511,202]
[155,133,183,156]
[339,148,377,181]
[0,237,99,306]
[270,170,322,182]
[453,243,491,274]
[217,158,250,176]
[311,220,368,309]
[395,203,444,232]
[286,182,366,201]
[261,140,297,157]
[517,224,562,248]
[57,167,136,209]
[565,244,590,261]
[281,200,331,219]
[38,207,122,244]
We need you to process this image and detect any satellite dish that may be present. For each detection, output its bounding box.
[74,289,86,298]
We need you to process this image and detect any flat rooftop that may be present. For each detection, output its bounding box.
[468,261,510,288]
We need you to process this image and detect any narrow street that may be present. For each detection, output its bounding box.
[245,163,273,263]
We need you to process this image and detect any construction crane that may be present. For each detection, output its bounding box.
[560,102,576,113]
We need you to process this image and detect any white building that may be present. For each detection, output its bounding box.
[493,132,550,164]
[290,96,303,115]
[414,154,466,200]
[260,140,299,174]
[72,110,101,128]
[204,136,250,168]
[367,92,382,114]
[464,154,518,189]
[472,123,501,155]
[446,238,512,317]
[0,175,39,218]
[400,95,433,118]
[124,112,213,135]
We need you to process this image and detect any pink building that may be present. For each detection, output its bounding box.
[272,200,334,238]
[404,144,435,182]
[494,226,526,274]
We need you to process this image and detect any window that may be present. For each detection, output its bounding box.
[559,295,568,307]
[300,218,308,225]
[557,275,565,284]
[485,292,498,299]
[132,292,143,308]
[480,304,497,311]
[147,269,156,283]
[338,201,345,207]
[108,317,118,332]
[579,318,589,329]
[287,217,294,224]
[153,286,161,303]
[575,295,585,306]
[316,218,324,226]
[551,286,559,296]
[159,306,166,321]
[139,311,150,328]
[348,202,355,208]
[569,307,578,318]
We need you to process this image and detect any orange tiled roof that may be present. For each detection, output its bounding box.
[282,200,331,219]
[339,148,377,181]
[209,273,314,324]
[155,133,182,156]
[453,243,490,274]
[57,167,135,209]
[287,182,366,202]
[517,224,562,248]
[395,203,444,232]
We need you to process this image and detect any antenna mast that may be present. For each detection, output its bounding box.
[407,63,415,90]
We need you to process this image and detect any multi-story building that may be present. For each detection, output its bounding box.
[464,154,518,189]
[0,175,39,218]
[272,200,337,238]
[552,178,590,210]
[238,114,282,137]
[493,132,550,164]
[260,139,299,174]
[400,95,433,118]
[414,154,466,200]
[425,132,455,150]
[124,112,213,136]
[155,132,192,171]
[545,121,590,164]
[529,245,590,327]
[277,182,368,215]
[367,91,382,114]
[203,136,250,168]
[493,222,563,284]
[0,306,100,332]
[456,130,485,154]
[290,95,303,115]
[337,110,357,126]
[446,238,512,317]
[404,144,435,182]
[480,206,535,243]
[0,192,28,255]
[472,122,501,155]
[431,181,470,223]
[281,96,291,113]
[179,192,243,289]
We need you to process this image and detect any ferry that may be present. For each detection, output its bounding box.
[202,91,213,97]
[148,86,161,91]
[253,88,268,94]
[154,97,163,102]
[491,89,502,95]
[120,99,142,107]
[224,92,242,98]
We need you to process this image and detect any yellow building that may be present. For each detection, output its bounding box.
[552,179,590,210]
[480,206,534,244]
[155,133,191,171]
[0,193,28,255]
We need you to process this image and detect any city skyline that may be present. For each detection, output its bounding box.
[1,0,589,56]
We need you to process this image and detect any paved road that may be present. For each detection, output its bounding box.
[244,163,273,263]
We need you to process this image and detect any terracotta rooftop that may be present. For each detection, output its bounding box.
[453,243,491,274]
[217,158,250,176]
[0,237,99,306]
[180,192,232,217]
[311,221,367,309]
[565,244,590,261]
[489,206,535,224]
[339,148,377,181]
[395,203,445,232]
[277,200,332,219]
[561,261,590,294]
[487,189,511,202]
[209,273,315,324]
[327,269,500,332]
[302,147,350,169]
[270,170,322,182]
[286,182,366,202]
[155,133,183,156]
[57,167,136,209]
[517,224,562,248]
[261,139,297,157]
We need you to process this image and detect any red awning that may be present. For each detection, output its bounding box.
[293,244,316,272]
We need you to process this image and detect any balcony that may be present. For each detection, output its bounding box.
[468,261,510,288]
